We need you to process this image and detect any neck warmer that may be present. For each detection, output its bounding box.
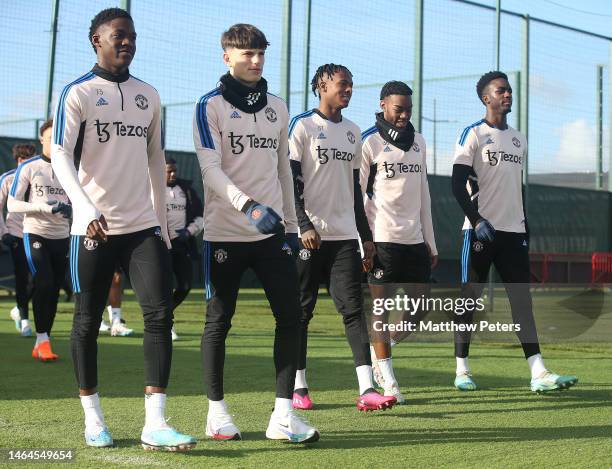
[375,112,415,152]
[219,72,268,113]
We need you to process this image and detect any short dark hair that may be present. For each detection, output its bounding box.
[476,71,508,103]
[165,156,177,165]
[380,81,412,100]
[12,143,36,162]
[221,24,269,50]
[39,119,53,137]
[310,63,352,97]
[89,8,133,53]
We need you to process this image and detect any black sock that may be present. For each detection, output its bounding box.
[294,387,309,397]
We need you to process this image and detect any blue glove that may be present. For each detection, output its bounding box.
[284,232,299,255]
[474,218,495,242]
[175,228,191,243]
[2,233,18,248]
[242,200,283,235]
[52,202,72,219]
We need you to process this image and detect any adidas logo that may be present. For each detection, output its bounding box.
[383,145,392,152]
[485,137,494,144]
[230,111,241,119]
[96,97,108,106]
[317,132,326,139]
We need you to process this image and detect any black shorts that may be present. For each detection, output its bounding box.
[368,242,431,284]
[461,230,530,284]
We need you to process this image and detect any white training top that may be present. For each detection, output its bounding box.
[360,127,437,255]
[50,67,169,244]
[288,110,361,241]
[8,155,70,239]
[453,120,526,233]
[0,169,24,238]
[193,88,297,242]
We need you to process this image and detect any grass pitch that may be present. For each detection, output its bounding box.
[0,288,610,468]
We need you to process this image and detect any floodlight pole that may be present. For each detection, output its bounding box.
[44,0,60,121]
[413,0,424,133]
[302,0,312,112]
[280,0,292,109]
[495,0,501,70]
[120,0,130,12]
[596,65,603,190]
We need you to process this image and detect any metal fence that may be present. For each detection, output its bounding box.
[0,0,610,190]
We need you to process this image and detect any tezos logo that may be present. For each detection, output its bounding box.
[485,149,522,166]
[32,241,42,249]
[214,249,228,263]
[373,268,384,279]
[94,119,148,143]
[83,238,98,251]
[512,137,521,148]
[473,240,483,252]
[299,249,311,260]
[135,94,149,110]
[412,142,420,152]
[347,130,355,144]
[265,107,277,123]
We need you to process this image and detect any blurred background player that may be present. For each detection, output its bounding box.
[452,71,577,394]
[289,63,395,412]
[165,156,203,340]
[194,24,318,443]
[360,81,438,404]
[1,143,35,336]
[8,119,72,360]
[51,8,195,450]
[98,269,134,337]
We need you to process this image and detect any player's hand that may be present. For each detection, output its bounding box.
[87,214,108,242]
[284,232,299,255]
[51,202,72,219]
[474,218,495,242]
[301,229,321,250]
[243,200,284,235]
[2,233,18,248]
[425,242,438,269]
[175,228,191,243]
[362,241,376,272]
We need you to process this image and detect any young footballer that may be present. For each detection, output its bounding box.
[165,157,203,340]
[289,64,396,412]
[360,81,437,404]
[8,119,71,360]
[51,8,195,450]
[193,23,319,443]
[1,143,35,336]
[452,71,577,393]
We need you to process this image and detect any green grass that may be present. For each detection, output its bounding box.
[0,289,611,468]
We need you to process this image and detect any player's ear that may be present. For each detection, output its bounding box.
[223,51,231,67]
[91,33,101,51]
[380,99,386,111]
[319,80,327,95]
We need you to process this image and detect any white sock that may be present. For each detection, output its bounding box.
[273,398,293,417]
[527,353,547,379]
[35,332,49,345]
[378,358,398,389]
[456,357,470,375]
[80,393,106,431]
[294,369,308,390]
[21,319,30,328]
[390,339,397,348]
[144,393,167,429]
[208,399,229,416]
[108,306,121,324]
[356,365,374,394]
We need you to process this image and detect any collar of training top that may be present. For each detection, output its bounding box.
[375,112,415,152]
[219,72,268,113]
[312,108,344,123]
[39,154,51,163]
[92,64,130,83]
